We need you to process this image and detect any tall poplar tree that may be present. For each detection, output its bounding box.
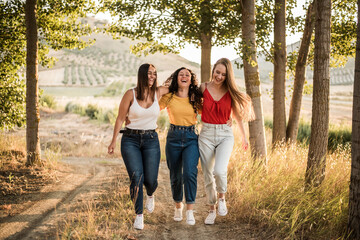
[2,0,95,165]
[25,0,41,165]
[347,0,360,237]
[272,0,287,145]
[286,1,315,143]
[305,0,331,188]
[241,0,267,161]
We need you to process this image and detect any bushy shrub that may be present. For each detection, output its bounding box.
[103,109,117,124]
[65,102,85,115]
[264,118,351,151]
[39,94,57,109]
[85,104,99,119]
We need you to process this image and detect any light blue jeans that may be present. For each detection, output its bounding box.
[198,122,234,205]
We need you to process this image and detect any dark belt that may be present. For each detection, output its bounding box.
[169,124,195,131]
[120,128,156,134]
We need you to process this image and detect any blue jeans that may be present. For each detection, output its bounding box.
[165,124,199,204]
[121,131,160,214]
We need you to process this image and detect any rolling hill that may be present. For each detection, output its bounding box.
[39,20,200,88]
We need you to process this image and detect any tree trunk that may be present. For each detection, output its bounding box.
[347,0,360,237]
[286,1,315,143]
[201,33,212,83]
[199,0,212,83]
[272,0,287,145]
[25,0,41,166]
[241,0,267,163]
[305,0,331,189]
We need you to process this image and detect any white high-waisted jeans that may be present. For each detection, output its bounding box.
[198,122,234,205]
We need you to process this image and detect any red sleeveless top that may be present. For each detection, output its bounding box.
[201,87,232,124]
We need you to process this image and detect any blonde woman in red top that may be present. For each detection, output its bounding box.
[198,58,253,225]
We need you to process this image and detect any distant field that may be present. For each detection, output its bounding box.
[38,33,200,88]
[42,87,106,97]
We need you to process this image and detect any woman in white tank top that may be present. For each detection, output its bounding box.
[108,63,168,230]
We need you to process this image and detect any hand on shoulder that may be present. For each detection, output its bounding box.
[200,82,207,93]
[157,85,169,98]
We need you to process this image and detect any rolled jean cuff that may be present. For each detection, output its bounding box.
[185,201,195,204]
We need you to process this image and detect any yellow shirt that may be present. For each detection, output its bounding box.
[159,93,197,126]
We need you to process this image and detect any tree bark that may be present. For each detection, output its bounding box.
[199,0,212,83]
[201,33,212,83]
[272,0,287,145]
[305,0,331,188]
[241,0,267,163]
[286,1,315,143]
[25,0,41,166]
[347,0,360,237]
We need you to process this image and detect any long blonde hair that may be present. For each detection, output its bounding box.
[212,58,255,121]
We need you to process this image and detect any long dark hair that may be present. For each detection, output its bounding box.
[136,63,157,101]
[167,67,202,114]
[212,58,254,121]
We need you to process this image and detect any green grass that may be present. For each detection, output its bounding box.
[264,118,351,151]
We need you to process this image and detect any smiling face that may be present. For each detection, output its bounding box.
[212,63,227,86]
[147,66,157,87]
[177,68,191,88]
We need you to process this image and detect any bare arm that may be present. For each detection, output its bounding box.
[108,89,133,154]
[157,85,169,99]
[232,105,248,150]
[200,82,206,93]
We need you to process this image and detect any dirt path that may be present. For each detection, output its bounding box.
[136,162,259,240]
[0,111,262,240]
[0,157,123,239]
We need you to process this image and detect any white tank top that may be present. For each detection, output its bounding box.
[126,89,160,130]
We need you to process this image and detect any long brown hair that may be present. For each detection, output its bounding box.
[167,67,202,114]
[212,58,255,121]
[136,63,157,101]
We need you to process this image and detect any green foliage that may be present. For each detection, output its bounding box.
[85,104,99,119]
[252,0,303,63]
[296,120,352,152]
[0,0,96,130]
[39,94,57,109]
[264,118,352,151]
[65,102,85,115]
[0,77,26,130]
[248,0,357,77]
[102,0,243,55]
[0,1,26,130]
[327,123,352,152]
[65,102,116,124]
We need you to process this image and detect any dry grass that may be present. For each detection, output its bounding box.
[227,129,350,239]
[0,133,65,219]
[2,120,350,239]
[58,173,136,240]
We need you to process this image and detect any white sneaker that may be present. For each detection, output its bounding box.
[134,214,144,230]
[173,203,183,221]
[218,198,228,216]
[145,195,155,213]
[204,210,216,225]
[186,210,195,225]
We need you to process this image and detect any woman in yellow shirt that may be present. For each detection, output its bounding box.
[159,67,202,225]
